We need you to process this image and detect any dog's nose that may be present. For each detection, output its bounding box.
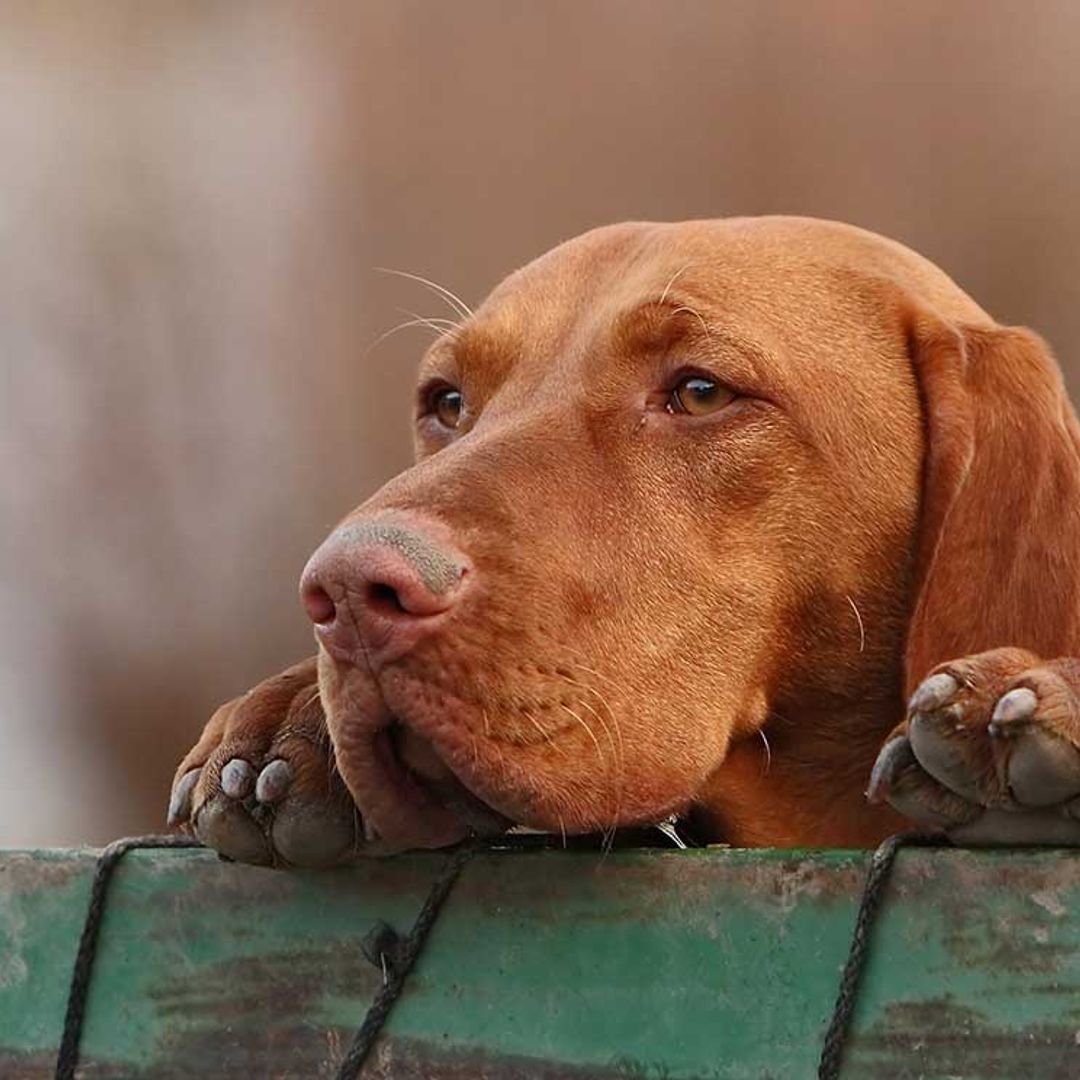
[300,517,469,666]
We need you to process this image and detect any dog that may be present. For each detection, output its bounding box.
[169,217,1080,866]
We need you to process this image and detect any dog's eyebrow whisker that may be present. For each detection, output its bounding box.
[758,729,772,776]
[375,266,475,321]
[658,262,694,306]
[845,594,867,654]
[670,304,712,339]
[364,317,447,357]
[397,307,463,337]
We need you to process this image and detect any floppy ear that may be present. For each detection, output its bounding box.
[905,314,1080,695]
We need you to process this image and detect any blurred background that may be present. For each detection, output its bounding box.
[4,1,1080,845]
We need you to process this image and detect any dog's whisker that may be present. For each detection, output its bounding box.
[558,702,605,765]
[521,708,565,756]
[550,662,627,830]
[845,593,867,654]
[397,307,463,337]
[364,317,446,357]
[576,696,626,792]
[562,683,626,832]
[658,262,694,306]
[375,266,474,321]
[553,665,627,773]
[759,728,772,776]
[562,656,622,693]
[670,304,711,339]
[297,687,322,714]
[561,652,622,686]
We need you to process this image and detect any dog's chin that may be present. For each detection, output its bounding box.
[319,666,513,852]
[320,656,691,852]
[339,721,513,854]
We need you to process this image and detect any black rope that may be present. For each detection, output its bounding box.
[817,831,946,1080]
[54,834,204,1080]
[335,841,476,1079]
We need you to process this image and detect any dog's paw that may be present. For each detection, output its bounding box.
[169,657,362,867]
[868,648,1080,844]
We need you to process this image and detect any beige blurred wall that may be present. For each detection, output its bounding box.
[3,1,1079,844]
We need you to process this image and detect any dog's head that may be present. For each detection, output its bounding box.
[302,218,1079,850]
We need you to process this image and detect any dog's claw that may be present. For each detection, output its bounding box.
[988,687,1038,735]
[167,767,201,826]
[220,758,256,799]
[909,672,960,714]
[866,735,915,803]
[255,759,293,804]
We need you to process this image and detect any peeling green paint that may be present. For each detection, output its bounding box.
[2,846,1079,1078]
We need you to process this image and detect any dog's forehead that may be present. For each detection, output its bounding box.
[424,218,991,403]
[477,217,990,332]
[453,222,798,381]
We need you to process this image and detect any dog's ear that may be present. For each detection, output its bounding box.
[905,314,1080,695]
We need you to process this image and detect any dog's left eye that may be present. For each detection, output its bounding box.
[429,386,464,429]
[667,374,735,416]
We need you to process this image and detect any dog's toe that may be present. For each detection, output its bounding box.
[187,742,358,867]
[908,704,984,802]
[1004,725,1080,806]
[255,759,292,804]
[885,762,981,829]
[167,767,201,826]
[985,682,1080,806]
[194,793,274,865]
[988,687,1038,733]
[271,801,357,868]
[909,672,960,713]
[220,758,257,800]
[172,659,362,867]
[868,730,980,828]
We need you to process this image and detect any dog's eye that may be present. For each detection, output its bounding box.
[429,387,464,429]
[668,374,734,416]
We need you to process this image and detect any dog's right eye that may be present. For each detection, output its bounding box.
[667,373,735,417]
[428,386,464,430]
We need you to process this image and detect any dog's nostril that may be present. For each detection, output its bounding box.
[367,581,407,615]
[303,584,336,625]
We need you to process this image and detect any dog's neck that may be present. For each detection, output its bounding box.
[688,697,908,847]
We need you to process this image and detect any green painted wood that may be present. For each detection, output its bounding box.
[1,846,1079,1078]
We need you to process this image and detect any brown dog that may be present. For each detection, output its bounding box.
[169,217,1080,865]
